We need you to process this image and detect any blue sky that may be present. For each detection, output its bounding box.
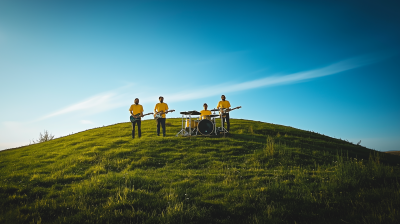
[1,0,399,151]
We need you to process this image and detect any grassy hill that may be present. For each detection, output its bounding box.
[1,118,399,224]
[385,151,400,157]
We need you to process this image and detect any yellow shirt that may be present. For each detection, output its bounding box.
[154,103,169,118]
[217,100,231,110]
[129,104,144,116]
[200,110,212,120]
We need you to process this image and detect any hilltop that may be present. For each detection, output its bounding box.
[1,118,399,224]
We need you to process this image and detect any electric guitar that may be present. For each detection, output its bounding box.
[220,106,241,114]
[130,113,153,122]
[154,110,175,119]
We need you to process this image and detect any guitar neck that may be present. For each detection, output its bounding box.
[156,110,175,114]
[133,113,153,117]
[224,106,241,112]
[154,110,175,119]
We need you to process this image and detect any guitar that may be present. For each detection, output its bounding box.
[154,110,175,119]
[220,106,241,113]
[130,113,154,122]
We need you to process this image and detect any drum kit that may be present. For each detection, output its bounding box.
[175,107,241,137]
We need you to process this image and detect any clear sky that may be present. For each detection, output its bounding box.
[1,0,399,151]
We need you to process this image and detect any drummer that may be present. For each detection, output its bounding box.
[200,103,212,120]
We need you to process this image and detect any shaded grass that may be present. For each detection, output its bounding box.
[0,118,399,223]
[385,151,400,156]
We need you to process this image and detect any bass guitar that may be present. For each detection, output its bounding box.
[154,110,175,119]
[130,113,154,122]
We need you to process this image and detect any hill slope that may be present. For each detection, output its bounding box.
[1,118,399,224]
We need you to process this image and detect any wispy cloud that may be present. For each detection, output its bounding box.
[35,54,384,121]
[36,85,135,121]
[166,54,384,102]
[36,92,122,121]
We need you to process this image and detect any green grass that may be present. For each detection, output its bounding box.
[1,118,399,224]
[386,151,400,157]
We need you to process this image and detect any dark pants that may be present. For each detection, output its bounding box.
[131,120,141,139]
[222,113,230,132]
[157,118,166,136]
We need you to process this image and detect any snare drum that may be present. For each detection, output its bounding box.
[203,115,211,120]
[186,119,198,129]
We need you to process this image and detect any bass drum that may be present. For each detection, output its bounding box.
[197,119,214,135]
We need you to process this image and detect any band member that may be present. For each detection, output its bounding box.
[217,95,231,132]
[154,96,169,137]
[129,98,143,139]
[200,103,211,120]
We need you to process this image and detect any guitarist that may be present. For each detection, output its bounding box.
[129,98,143,139]
[154,96,169,137]
[217,95,231,132]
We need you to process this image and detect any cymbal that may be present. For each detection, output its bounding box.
[208,114,219,117]
[210,108,219,111]
[187,111,201,115]
[180,111,201,115]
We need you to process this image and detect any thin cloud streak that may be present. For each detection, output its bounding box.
[35,84,135,122]
[166,54,382,102]
[35,54,382,121]
[231,55,368,90]
[37,92,122,121]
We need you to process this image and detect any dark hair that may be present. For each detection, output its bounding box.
[159,96,163,99]
[221,95,225,97]
[203,103,208,106]
[135,98,139,100]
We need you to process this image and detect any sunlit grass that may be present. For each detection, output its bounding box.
[0,118,399,223]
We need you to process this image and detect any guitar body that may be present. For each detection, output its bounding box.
[130,113,141,122]
[154,110,176,120]
[154,113,163,119]
[219,106,242,115]
[130,112,153,122]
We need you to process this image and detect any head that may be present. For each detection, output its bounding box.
[221,95,226,101]
[203,103,208,110]
[134,98,139,105]
[159,96,164,103]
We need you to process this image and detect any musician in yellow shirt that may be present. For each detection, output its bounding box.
[200,103,212,120]
[129,98,144,139]
[154,96,169,137]
[217,95,231,132]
